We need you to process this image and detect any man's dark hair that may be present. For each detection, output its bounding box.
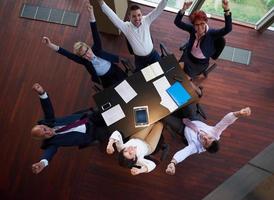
[118,149,137,169]
[130,5,141,12]
[206,140,219,153]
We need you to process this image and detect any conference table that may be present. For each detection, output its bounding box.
[93,54,199,138]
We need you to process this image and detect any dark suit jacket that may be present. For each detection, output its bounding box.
[57,22,119,84]
[38,94,97,162]
[174,11,232,58]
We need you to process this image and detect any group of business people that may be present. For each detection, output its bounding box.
[31,0,251,176]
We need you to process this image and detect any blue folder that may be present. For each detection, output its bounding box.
[166,82,191,106]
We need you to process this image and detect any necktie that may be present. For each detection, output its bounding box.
[182,118,199,133]
[55,118,88,133]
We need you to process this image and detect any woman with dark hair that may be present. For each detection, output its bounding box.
[175,0,232,78]
[106,122,163,175]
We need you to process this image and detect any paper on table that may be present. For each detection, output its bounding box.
[153,76,178,112]
[114,80,137,103]
[141,62,164,82]
[101,104,126,126]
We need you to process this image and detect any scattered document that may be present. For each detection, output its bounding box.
[153,76,178,112]
[141,62,164,82]
[101,104,125,126]
[114,80,137,103]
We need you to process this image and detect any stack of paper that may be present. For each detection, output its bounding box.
[141,62,164,82]
[153,76,178,112]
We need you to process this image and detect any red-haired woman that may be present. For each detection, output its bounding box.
[174,0,232,78]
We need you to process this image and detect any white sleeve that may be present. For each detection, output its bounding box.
[144,0,168,24]
[212,112,238,139]
[137,158,156,173]
[173,144,197,164]
[101,2,127,32]
[40,159,49,167]
[109,130,124,152]
[39,92,48,99]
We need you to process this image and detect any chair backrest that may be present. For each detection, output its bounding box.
[211,37,226,60]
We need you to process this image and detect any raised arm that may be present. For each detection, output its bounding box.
[211,0,232,36]
[32,83,55,120]
[42,36,86,65]
[130,158,156,175]
[106,130,124,154]
[212,107,251,139]
[174,1,194,33]
[42,36,59,51]
[98,0,127,32]
[32,145,58,174]
[87,3,102,51]
[145,0,168,24]
[166,143,197,175]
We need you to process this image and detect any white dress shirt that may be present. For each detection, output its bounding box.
[101,0,168,56]
[173,112,238,163]
[110,131,156,172]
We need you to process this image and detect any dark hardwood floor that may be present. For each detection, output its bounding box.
[0,1,273,200]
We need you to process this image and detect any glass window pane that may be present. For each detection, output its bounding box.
[201,0,274,25]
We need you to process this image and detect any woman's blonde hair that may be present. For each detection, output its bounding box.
[73,42,90,56]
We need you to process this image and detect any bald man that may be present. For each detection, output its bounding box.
[31,83,108,174]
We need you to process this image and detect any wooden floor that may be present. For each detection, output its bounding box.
[0,1,274,199]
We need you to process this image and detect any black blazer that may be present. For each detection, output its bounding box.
[57,22,119,84]
[38,94,96,162]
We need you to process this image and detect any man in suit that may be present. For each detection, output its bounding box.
[31,83,109,174]
[42,3,127,89]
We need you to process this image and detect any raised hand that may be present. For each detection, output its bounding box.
[32,83,45,95]
[32,161,46,174]
[87,2,95,21]
[42,36,51,46]
[106,143,115,154]
[182,1,193,11]
[166,162,176,175]
[222,0,230,11]
[240,107,251,117]
[130,167,141,175]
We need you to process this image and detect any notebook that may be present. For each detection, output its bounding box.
[166,82,191,106]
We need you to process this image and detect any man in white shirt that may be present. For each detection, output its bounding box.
[106,122,164,175]
[165,105,251,175]
[97,0,168,71]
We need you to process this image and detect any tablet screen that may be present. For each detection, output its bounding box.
[136,109,148,124]
[133,106,149,127]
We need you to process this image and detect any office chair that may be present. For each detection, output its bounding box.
[179,37,226,78]
[166,103,207,140]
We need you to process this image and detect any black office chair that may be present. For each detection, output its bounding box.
[179,37,226,78]
[165,103,207,140]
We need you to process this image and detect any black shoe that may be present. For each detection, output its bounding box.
[198,86,203,98]
[160,143,169,161]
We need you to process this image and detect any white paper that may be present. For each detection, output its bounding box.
[114,80,137,103]
[141,62,164,82]
[101,104,126,126]
[153,76,178,112]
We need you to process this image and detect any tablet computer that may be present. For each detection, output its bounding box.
[133,106,149,128]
